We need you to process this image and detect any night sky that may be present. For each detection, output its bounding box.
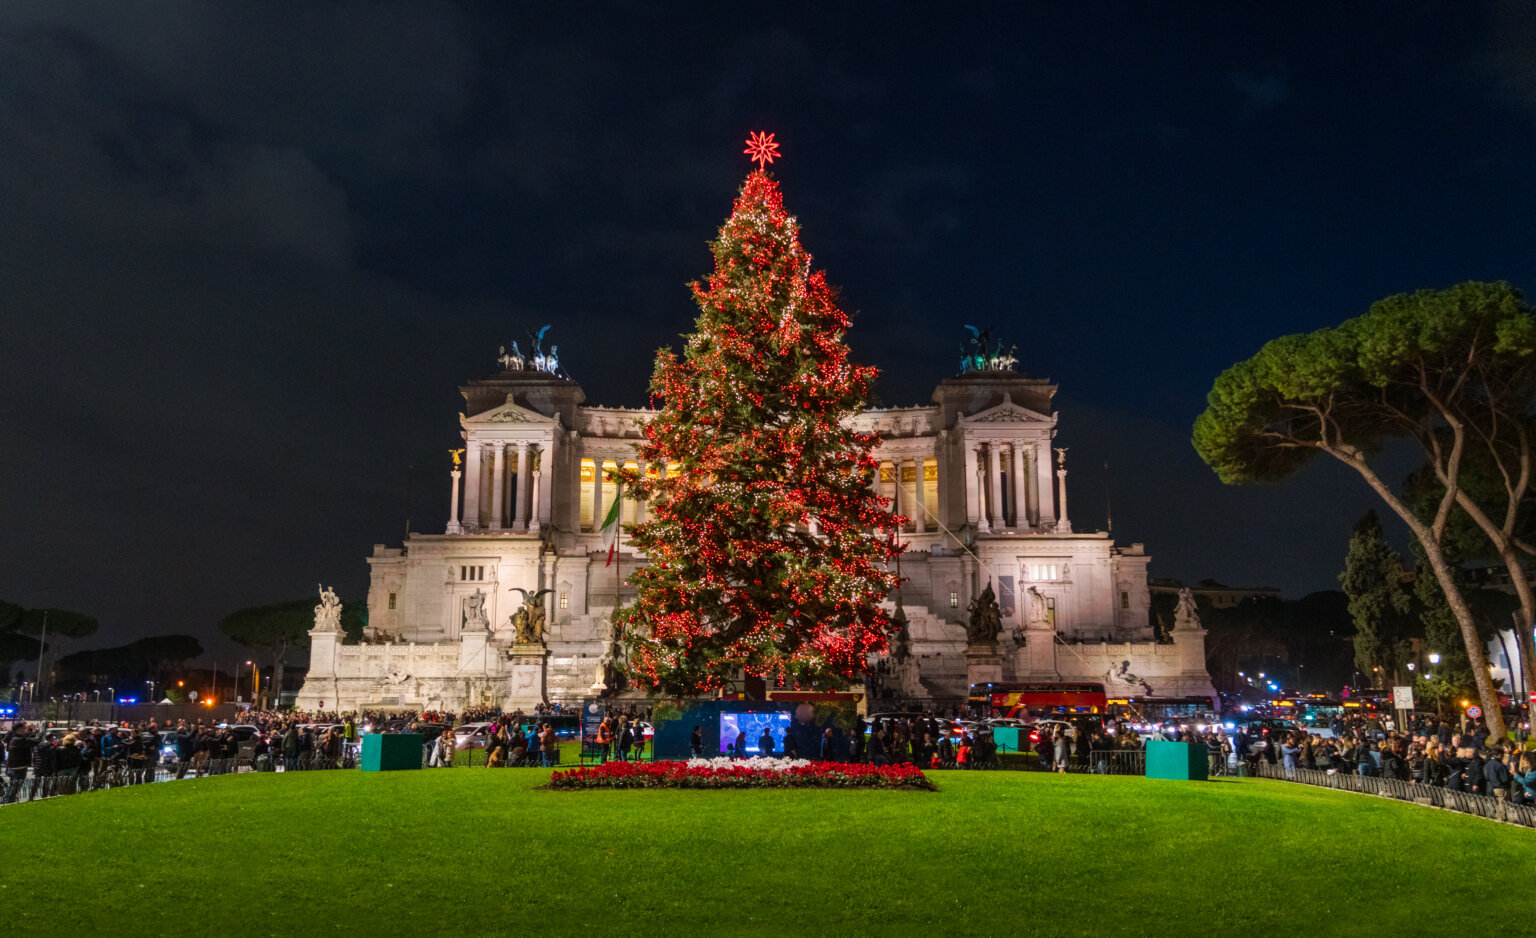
[5,3,1536,661]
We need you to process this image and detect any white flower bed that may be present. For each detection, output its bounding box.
[685,755,812,772]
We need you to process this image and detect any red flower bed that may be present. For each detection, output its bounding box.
[544,760,936,791]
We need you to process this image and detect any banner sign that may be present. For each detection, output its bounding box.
[581,698,606,743]
[1391,686,1414,711]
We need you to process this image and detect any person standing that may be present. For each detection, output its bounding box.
[28,735,58,799]
[1484,748,1512,803]
[689,725,703,759]
[540,723,557,768]
[758,728,775,758]
[434,727,456,768]
[4,725,34,803]
[1513,753,1536,805]
[56,735,82,794]
[596,718,612,763]
[820,727,839,763]
[176,722,197,778]
[342,716,359,763]
[615,719,631,763]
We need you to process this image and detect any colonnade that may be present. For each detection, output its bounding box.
[583,456,667,530]
[963,439,1060,533]
[878,457,932,533]
[447,440,545,534]
[443,434,1067,538]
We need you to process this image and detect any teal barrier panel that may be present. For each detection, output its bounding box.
[1145,740,1207,781]
[362,733,423,771]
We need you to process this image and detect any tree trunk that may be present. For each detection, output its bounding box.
[1416,538,1508,739]
[1447,490,1536,719]
[1333,451,1508,738]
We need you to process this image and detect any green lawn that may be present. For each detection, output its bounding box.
[7,769,1532,937]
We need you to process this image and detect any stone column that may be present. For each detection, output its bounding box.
[1057,461,1071,534]
[910,459,927,533]
[462,441,483,533]
[884,460,899,521]
[446,467,463,534]
[536,436,554,530]
[591,453,604,533]
[1010,441,1028,530]
[514,442,530,532]
[528,467,542,535]
[635,461,648,524]
[489,442,507,531]
[987,442,1004,531]
[1035,442,1056,529]
[1024,444,1038,527]
[964,438,984,532]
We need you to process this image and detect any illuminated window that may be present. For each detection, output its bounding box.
[559,591,568,610]
[1028,564,1061,582]
[1047,596,1057,628]
[388,593,397,610]
[949,591,959,609]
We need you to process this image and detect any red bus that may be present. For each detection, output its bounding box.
[967,682,1109,719]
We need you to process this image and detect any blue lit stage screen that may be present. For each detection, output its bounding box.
[719,711,793,756]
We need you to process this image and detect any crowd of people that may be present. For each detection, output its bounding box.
[2,719,256,803]
[9,701,1534,815]
[1237,719,1536,803]
[709,715,1136,771]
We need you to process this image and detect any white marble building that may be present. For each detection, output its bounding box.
[296,344,1215,712]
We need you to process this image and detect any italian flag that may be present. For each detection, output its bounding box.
[600,482,623,567]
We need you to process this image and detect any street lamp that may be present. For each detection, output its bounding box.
[146,679,155,701]
[1429,653,1441,665]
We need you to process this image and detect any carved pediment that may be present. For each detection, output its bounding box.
[461,394,559,427]
[960,393,1054,426]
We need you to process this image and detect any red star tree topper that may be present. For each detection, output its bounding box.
[615,158,904,696]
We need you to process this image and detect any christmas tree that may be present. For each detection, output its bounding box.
[615,134,903,696]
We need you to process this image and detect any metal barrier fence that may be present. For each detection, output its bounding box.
[987,748,1147,775]
[1,753,371,806]
[1250,761,1536,829]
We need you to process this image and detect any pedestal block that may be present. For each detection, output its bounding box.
[965,642,1004,688]
[506,644,549,708]
[361,733,422,772]
[1145,740,1208,781]
[1014,625,1059,680]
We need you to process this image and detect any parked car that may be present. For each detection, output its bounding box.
[453,722,498,751]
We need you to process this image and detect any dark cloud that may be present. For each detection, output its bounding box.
[1,3,1532,664]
